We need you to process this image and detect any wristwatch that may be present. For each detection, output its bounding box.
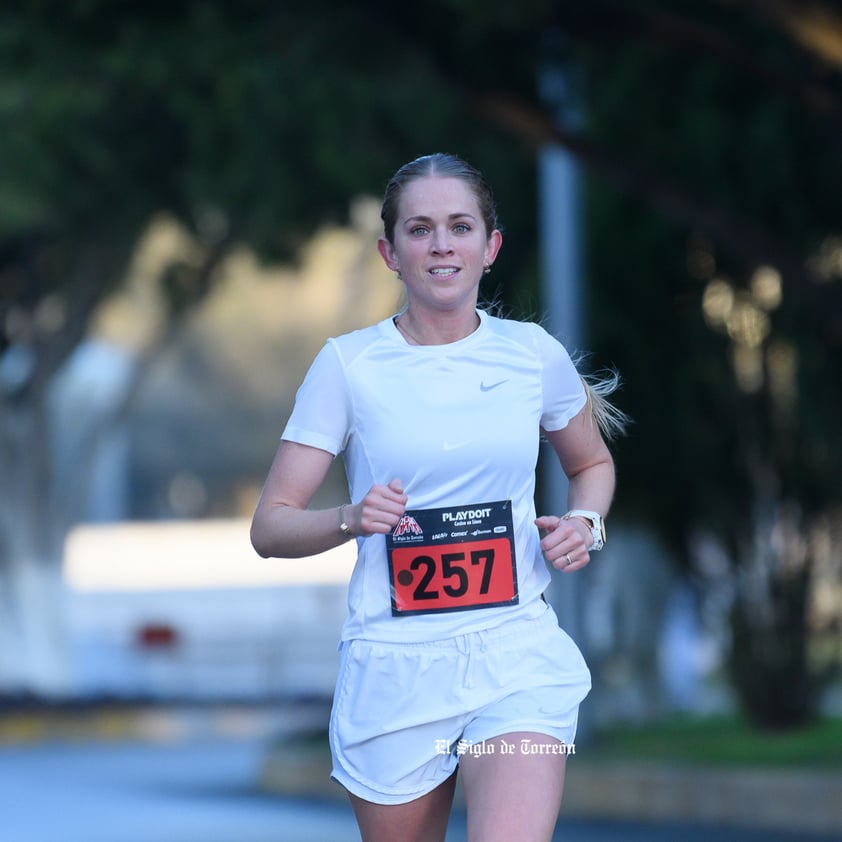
[562,510,606,551]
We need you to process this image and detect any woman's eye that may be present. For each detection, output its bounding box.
[453,223,471,234]
[410,226,429,236]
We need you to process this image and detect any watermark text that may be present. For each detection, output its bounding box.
[435,738,576,757]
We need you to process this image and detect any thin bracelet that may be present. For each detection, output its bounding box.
[339,504,352,537]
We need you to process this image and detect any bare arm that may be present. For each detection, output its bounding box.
[250,440,407,559]
[535,404,616,573]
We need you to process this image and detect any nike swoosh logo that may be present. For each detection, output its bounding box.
[443,440,471,451]
[480,379,509,392]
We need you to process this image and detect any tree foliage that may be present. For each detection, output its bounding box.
[566,2,842,728]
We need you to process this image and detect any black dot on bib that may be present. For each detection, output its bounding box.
[397,570,414,586]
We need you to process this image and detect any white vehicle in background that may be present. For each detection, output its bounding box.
[63,518,354,701]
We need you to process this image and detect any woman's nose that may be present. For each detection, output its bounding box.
[430,228,453,254]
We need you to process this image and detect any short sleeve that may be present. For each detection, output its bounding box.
[281,340,352,455]
[533,325,587,431]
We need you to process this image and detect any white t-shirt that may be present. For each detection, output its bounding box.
[282,309,586,643]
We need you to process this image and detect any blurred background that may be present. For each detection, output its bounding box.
[1,1,840,840]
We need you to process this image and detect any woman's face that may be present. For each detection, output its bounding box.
[377,176,502,315]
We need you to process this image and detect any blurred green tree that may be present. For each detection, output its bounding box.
[0,0,839,725]
[568,2,842,728]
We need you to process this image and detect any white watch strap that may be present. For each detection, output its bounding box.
[562,510,605,551]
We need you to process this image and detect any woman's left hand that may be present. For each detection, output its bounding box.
[534,515,591,573]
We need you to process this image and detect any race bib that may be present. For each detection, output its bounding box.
[386,500,518,616]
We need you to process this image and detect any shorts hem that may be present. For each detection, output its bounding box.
[330,764,454,806]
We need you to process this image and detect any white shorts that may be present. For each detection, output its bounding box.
[329,603,591,804]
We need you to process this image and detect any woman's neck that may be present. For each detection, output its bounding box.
[395,307,481,346]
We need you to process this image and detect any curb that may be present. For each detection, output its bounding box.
[563,761,842,837]
[0,701,328,746]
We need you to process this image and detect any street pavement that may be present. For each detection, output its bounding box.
[1,726,839,842]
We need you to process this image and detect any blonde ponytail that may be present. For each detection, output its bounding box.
[580,369,630,441]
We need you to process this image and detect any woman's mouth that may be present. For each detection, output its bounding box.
[429,267,459,279]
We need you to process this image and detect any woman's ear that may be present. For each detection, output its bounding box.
[377,237,399,273]
[484,229,503,268]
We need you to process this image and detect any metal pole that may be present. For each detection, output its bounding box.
[538,52,591,741]
[539,143,585,640]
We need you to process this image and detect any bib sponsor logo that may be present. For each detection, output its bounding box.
[393,515,423,539]
[442,507,491,523]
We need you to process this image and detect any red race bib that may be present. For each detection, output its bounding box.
[386,500,518,616]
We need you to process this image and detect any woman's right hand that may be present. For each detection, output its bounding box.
[347,478,407,536]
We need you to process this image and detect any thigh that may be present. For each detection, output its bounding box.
[349,771,458,842]
[459,731,566,842]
